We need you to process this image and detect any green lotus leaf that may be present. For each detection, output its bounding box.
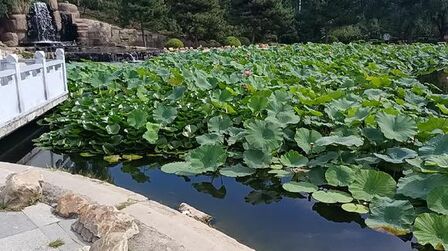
[245,120,283,151]
[294,128,324,154]
[341,203,369,214]
[427,186,448,215]
[219,164,255,178]
[104,155,121,163]
[420,135,448,156]
[325,165,356,187]
[127,110,148,129]
[365,197,415,236]
[413,213,448,250]
[243,148,272,169]
[188,144,227,172]
[315,135,364,147]
[161,162,202,176]
[362,127,385,145]
[248,94,269,115]
[269,169,293,178]
[266,109,301,126]
[153,105,178,125]
[227,127,245,146]
[122,154,143,161]
[143,122,161,144]
[208,115,232,134]
[377,112,417,142]
[348,169,396,202]
[280,151,309,168]
[282,181,318,193]
[106,124,120,135]
[80,152,95,157]
[312,190,353,204]
[426,154,448,168]
[397,173,448,200]
[196,133,224,145]
[374,147,418,164]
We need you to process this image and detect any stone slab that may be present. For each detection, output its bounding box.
[23,203,60,227]
[40,223,83,251]
[0,211,37,238]
[0,228,51,251]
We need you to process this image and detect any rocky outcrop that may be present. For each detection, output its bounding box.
[0,32,19,47]
[179,203,213,224]
[55,193,90,218]
[90,232,128,251]
[0,169,43,210]
[71,204,139,243]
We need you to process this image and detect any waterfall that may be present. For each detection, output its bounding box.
[27,2,57,42]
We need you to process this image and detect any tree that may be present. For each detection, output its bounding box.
[169,0,229,42]
[0,0,13,18]
[427,0,448,40]
[119,0,169,47]
[231,0,296,43]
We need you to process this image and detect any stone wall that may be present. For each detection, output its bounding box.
[0,1,167,48]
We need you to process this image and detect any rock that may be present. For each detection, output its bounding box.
[71,204,139,243]
[0,170,43,210]
[53,11,62,31]
[90,232,128,251]
[178,203,213,224]
[58,3,78,13]
[1,14,27,32]
[55,193,90,218]
[48,0,58,11]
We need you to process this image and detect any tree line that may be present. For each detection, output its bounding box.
[2,0,448,44]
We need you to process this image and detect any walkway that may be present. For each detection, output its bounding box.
[0,203,86,251]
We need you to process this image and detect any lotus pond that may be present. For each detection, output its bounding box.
[27,43,448,250]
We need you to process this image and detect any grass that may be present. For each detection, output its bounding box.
[48,239,65,249]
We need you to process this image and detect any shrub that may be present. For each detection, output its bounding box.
[328,25,363,43]
[224,36,241,47]
[239,37,251,46]
[165,38,184,49]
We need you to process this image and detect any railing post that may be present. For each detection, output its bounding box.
[56,49,68,92]
[5,54,23,113]
[35,51,49,100]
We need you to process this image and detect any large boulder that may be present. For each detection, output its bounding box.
[53,11,62,31]
[2,15,28,33]
[1,32,19,47]
[58,2,78,13]
[90,232,128,251]
[48,0,59,11]
[0,170,43,210]
[71,204,139,243]
[55,193,90,218]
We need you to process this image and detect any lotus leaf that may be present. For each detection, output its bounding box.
[127,110,148,129]
[218,164,255,177]
[245,120,283,151]
[365,197,415,236]
[294,128,324,154]
[282,182,318,194]
[315,135,364,147]
[243,149,272,169]
[376,113,417,142]
[413,213,448,250]
[420,135,448,156]
[280,151,309,168]
[153,105,178,125]
[188,144,227,172]
[374,147,417,164]
[341,203,369,214]
[143,123,161,144]
[312,190,353,204]
[397,173,448,200]
[325,165,356,187]
[348,169,396,201]
[427,186,448,215]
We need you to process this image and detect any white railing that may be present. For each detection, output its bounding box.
[0,49,68,134]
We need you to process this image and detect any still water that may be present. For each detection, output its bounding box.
[0,123,413,251]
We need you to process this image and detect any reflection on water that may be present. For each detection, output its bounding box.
[0,125,415,251]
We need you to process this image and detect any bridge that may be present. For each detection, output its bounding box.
[0,49,68,138]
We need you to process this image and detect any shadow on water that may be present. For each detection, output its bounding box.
[0,124,422,251]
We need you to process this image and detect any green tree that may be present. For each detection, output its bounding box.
[119,0,169,47]
[169,0,228,42]
[231,0,296,43]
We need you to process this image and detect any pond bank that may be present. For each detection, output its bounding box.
[0,162,254,251]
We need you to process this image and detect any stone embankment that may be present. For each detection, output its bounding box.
[0,162,254,251]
